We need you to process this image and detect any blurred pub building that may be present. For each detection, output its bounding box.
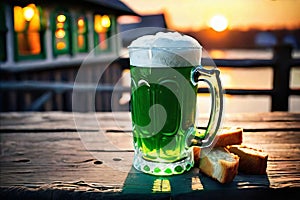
[0,0,138,112]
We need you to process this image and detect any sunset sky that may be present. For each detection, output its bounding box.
[121,0,300,31]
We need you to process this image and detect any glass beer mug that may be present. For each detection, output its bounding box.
[128,32,223,175]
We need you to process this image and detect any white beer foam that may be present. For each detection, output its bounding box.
[128,32,202,67]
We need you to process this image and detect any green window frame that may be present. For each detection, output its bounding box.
[93,14,114,53]
[74,14,88,53]
[13,4,45,61]
[0,4,7,62]
[51,9,72,56]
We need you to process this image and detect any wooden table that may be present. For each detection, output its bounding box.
[0,112,299,199]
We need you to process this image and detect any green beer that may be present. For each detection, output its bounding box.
[128,32,223,176]
[131,66,198,163]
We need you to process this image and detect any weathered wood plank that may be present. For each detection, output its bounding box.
[0,112,299,196]
[0,131,130,190]
[1,130,299,189]
[1,130,299,161]
[1,112,300,132]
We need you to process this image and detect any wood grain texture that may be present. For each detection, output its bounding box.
[1,112,300,132]
[0,112,299,198]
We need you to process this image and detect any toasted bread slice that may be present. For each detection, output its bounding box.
[199,147,239,184]
[227,145,268,174]
[214,127,243,147]
[194,127,242,163]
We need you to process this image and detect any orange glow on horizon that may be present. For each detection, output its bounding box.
[121,0,300,31]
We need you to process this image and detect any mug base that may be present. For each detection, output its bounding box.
[133,150,194,176]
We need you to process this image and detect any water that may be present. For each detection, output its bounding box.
[121,49,300,113]
[201,49,300,113]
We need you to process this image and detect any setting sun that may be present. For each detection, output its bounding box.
[209,15,228,32]
[121,0,300,31]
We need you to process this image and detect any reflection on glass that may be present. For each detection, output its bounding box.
[14,4,41,57]
[76,16,88,51]
[94,14,111,50]
[54,13,68,51]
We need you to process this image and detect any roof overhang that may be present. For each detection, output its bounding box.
[3,0,139,16]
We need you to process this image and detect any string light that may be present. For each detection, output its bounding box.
[101,15,111,28]
[23,5,35,21]
[57,14,66,23]
[55,29,65,38]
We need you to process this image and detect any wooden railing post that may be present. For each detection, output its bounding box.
[271,44,292,111]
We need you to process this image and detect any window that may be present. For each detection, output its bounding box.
[13,4,45,61]
[94,14,112,52]
[0,4,7,61]
[51,10,71,56]
[75,15,88,52]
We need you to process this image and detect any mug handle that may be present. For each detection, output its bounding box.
[190,66,224,148]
